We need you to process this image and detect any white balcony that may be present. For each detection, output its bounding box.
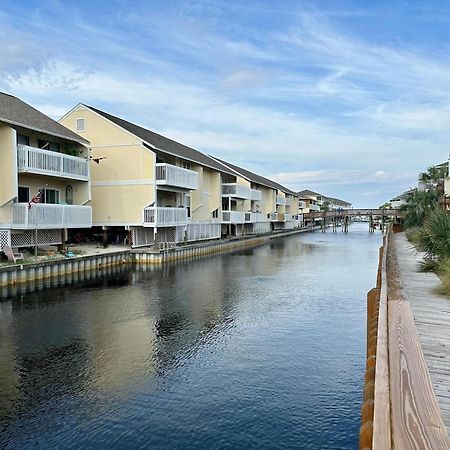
[285,197,292,206]
[276,195,285,205]
[299,201,307,209]
[309,203,321,212]
[250,189,262,201]
[11,203,92,229]
[222,211,246,224]
[245,212,265,222]
[284,213,293,221]
[269,212,278,221]
[156,163,199,190]
[222,184,251,199]
[17,145,89,181]
[143,207,188,227]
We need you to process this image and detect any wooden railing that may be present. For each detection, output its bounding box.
[11,203,92,229]
[306,209,403,218]
[275,195,285,205]
[155,163,199,190]
[143,207,188,227]
[17,145,89,181]
[222,210,245,223]
[222,183,251,200]
[361,227,448,449]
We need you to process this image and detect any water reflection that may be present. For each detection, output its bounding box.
[0,225,381,449]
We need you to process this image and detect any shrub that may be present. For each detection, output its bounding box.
[415,208,450,260]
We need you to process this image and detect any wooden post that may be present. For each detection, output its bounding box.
[102,226,108,248]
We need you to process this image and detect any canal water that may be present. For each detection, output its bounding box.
[0,224,381,449]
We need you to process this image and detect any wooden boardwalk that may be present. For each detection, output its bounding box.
[394,232,450,434]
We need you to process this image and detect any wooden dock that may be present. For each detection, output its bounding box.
[360,228,449,449]
[394,232,450,433]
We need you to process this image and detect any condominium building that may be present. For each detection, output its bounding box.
[60,104,300,247]
[0,93,92,251]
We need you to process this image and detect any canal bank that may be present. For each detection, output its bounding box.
[0,223,380,449]
[0,226,320,293]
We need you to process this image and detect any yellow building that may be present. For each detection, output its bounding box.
[211,158,300,233]
[0,93,91,252]
[60,104,255,246]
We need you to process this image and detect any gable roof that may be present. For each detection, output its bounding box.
[0,92,88,144]
[297,189,323,198]
[83,105,236,176]
[211,157,297,196]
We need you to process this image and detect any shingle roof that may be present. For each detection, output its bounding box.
[0,92,88,144]
[84,105,236,176]
[211,157,297,196]
[325,196,352,205]
[297,189,323,198]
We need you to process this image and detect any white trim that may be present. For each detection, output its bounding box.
[76,117,85,132]
[90,143,145,149]
[91,179,155,187]
[0,115,88,145]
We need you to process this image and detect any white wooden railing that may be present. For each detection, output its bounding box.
[244,212,265,222]
[11,204,92,229]
[310,203,321,211]
[222,183,251,199]
[222,211,246,223]
[285,197,292,206]
[17,145,89,181]
[155,163,198,190]
[143,207,188,227]
[276,195,285,205]
[284,213,293,221]
[250,189,262,201]
[269,212,278,221]
[186,223,221,241]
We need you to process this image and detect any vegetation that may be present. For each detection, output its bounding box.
[403,164,450,295]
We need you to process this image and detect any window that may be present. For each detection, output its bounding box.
[17,134,30,146]
[76,118,85,132]
[18,186,29,203]
[38,139,60,152]
[181,160,192,170]
[212,208,219,219]
[44,189,59,204]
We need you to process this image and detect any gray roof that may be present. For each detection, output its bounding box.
[0,92,88,144]
[85,105,236,176]
[297,189,323,198]
[211,157,298,196]
[325,196,352,205]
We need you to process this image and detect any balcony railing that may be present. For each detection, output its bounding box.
[269,212,278,221]
[276,195,285,205]
[143,207,188,227]
[245,212,265,222]
[309,203,321,212]
[250,189,262,201]
[11,204,92,229]
[284,213,293,221]
[285,197,292,206]
[155,163,199,190]
[17,145,89,181]
[222,184,251,199]
[222,211,246,223]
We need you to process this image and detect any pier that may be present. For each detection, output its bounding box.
[361,227,449,449]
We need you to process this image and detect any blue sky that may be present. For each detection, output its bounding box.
[2,0,450,206]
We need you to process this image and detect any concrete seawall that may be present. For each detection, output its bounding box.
[0,227,318,295]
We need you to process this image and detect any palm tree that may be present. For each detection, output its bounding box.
[403,189,438,228]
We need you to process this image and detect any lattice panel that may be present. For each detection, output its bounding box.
[0,230,11,251]
[131,227,155,247]
[186,223,220,241]
[11,229,62,248]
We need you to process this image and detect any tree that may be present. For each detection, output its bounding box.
[403,189,438,228]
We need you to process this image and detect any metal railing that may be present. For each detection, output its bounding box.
[222,210,246,223]
[155,163,199,190]
[222,183,251,199]
[17,145,89,181]
[11,203,92,229]
[143,207,188,227]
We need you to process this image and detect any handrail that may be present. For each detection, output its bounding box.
[361,226,449,449]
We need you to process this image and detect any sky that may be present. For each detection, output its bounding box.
[1,0,450,207]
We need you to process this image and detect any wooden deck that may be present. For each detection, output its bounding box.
[394,232,450,435]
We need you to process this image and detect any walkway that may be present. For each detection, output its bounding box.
[394,232,450,434]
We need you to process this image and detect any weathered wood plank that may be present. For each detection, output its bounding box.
[388,300,449,449]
